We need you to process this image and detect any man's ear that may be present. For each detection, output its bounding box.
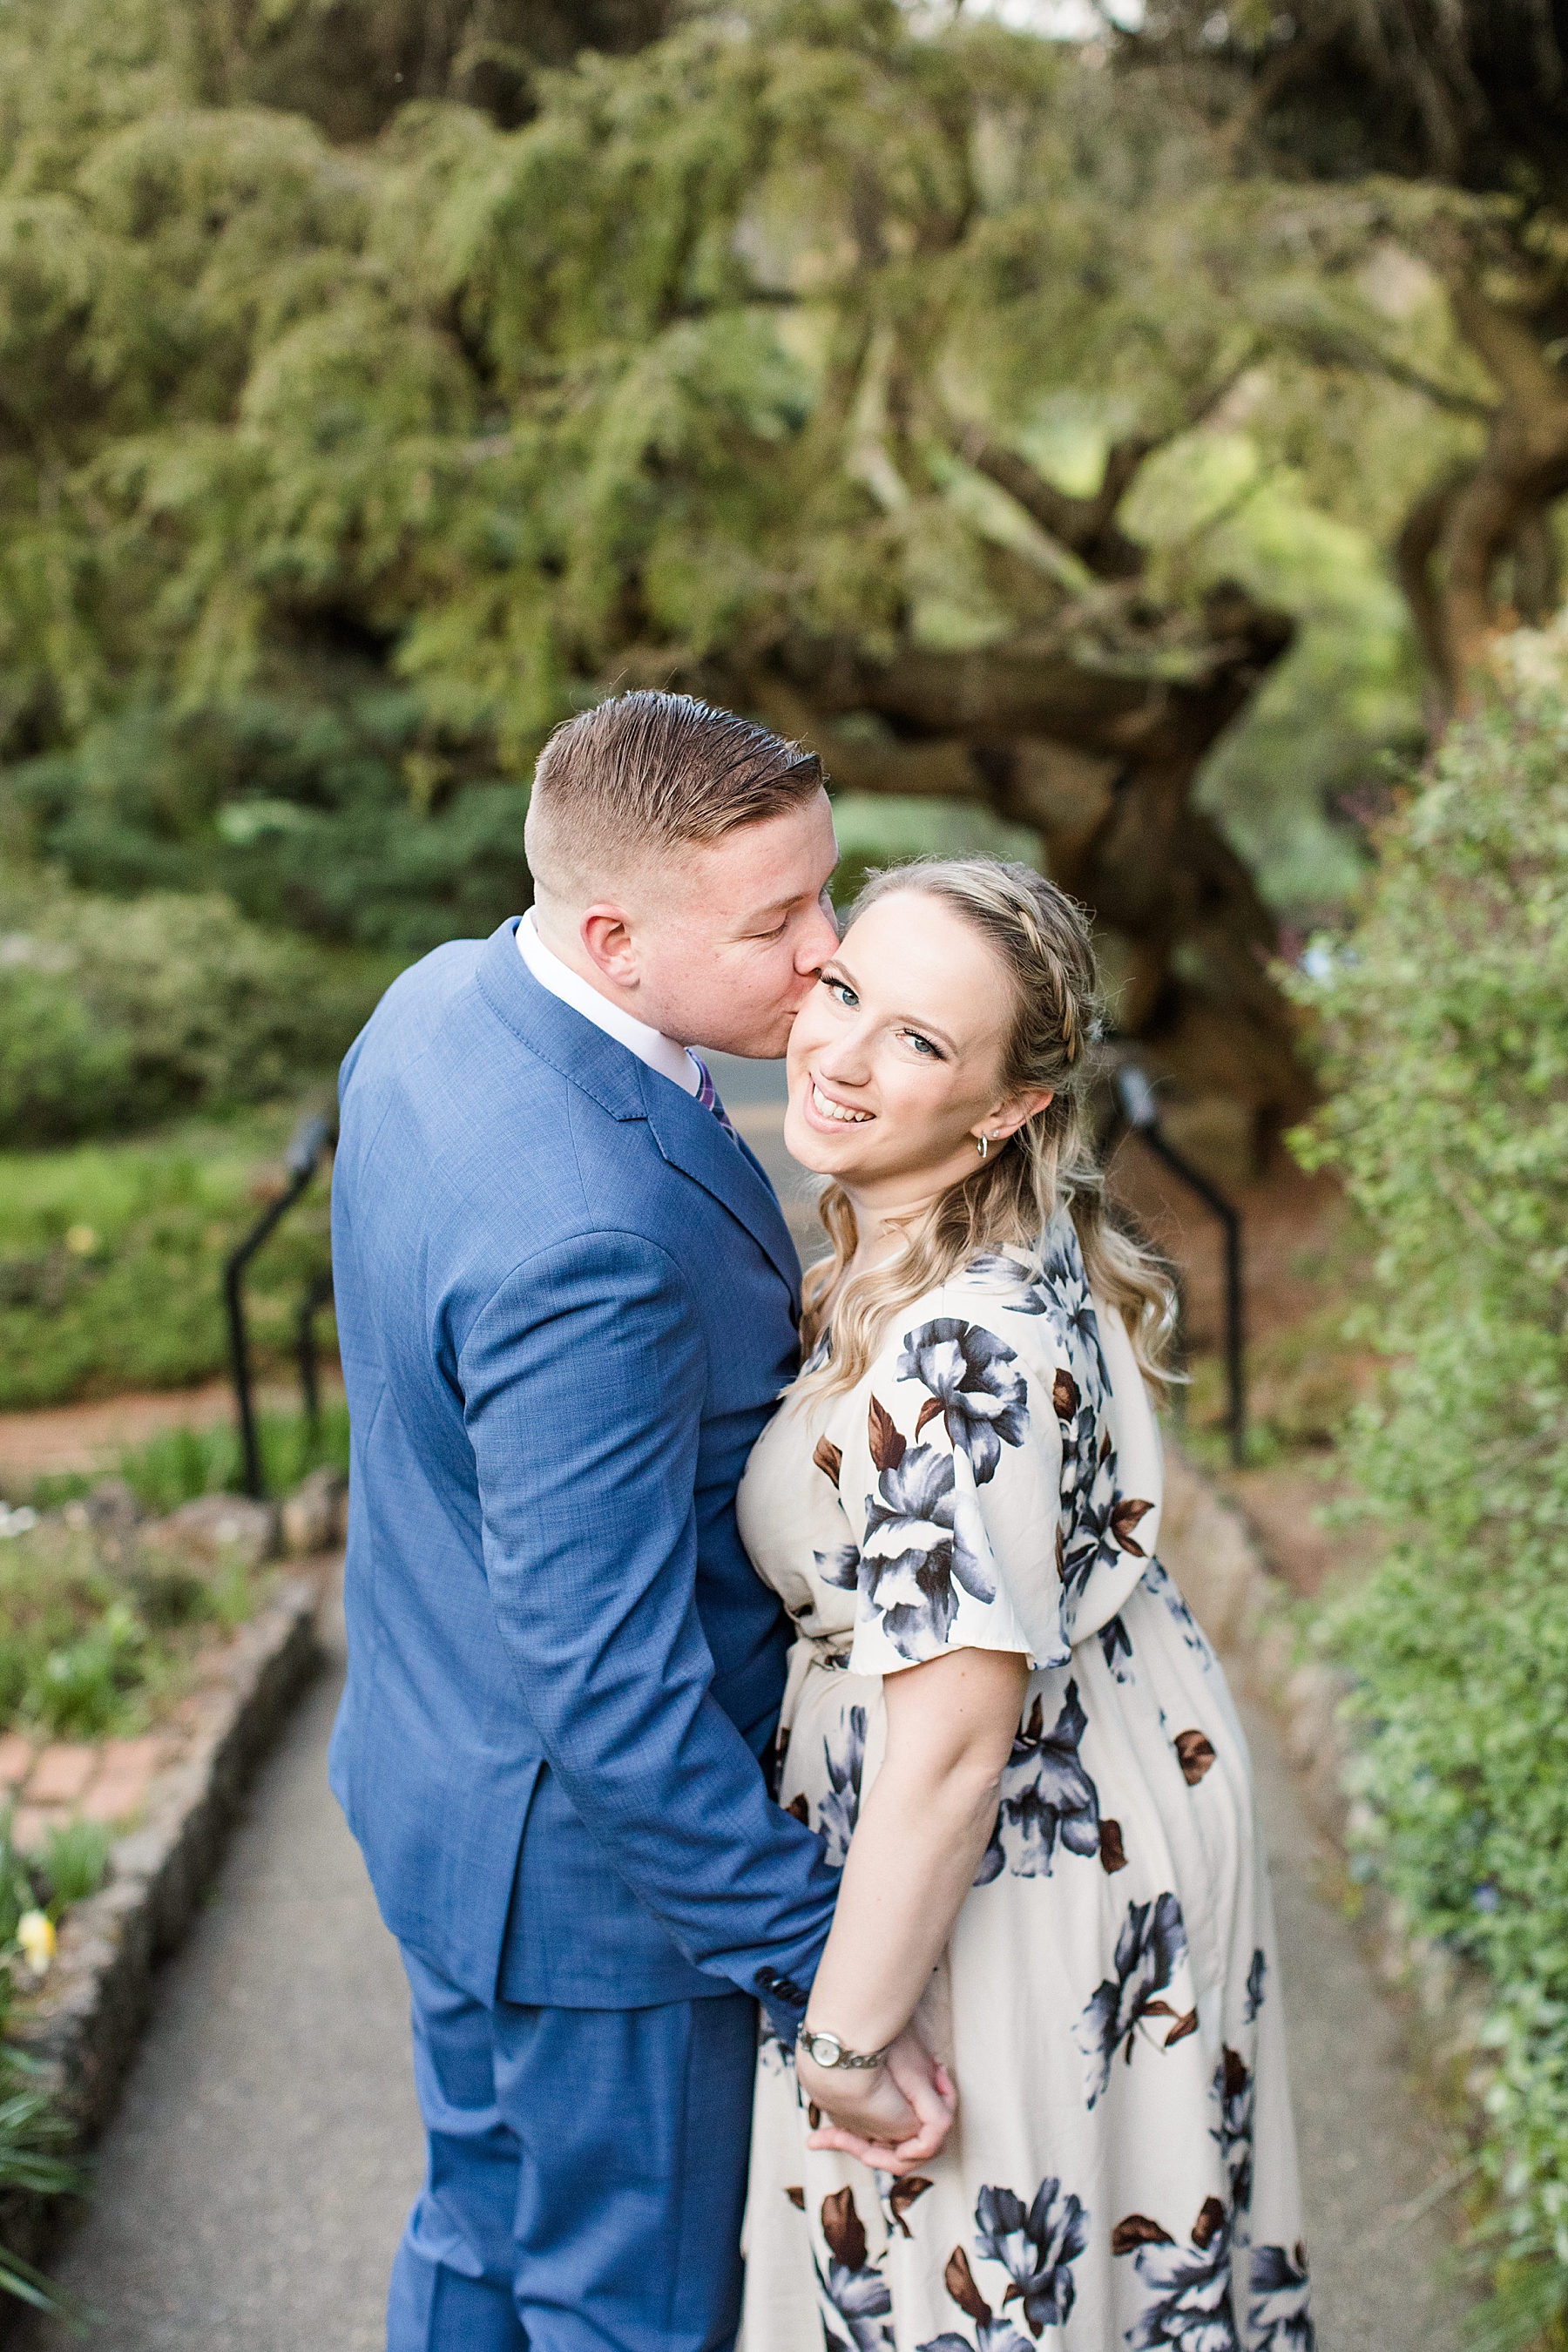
[580,904,639,989]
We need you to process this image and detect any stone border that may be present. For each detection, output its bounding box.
[1159,1445,1490,2100]
[0,1563,328,2308]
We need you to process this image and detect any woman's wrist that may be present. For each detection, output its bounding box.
[797,2019,890,2070]
[800,1994,911,2061]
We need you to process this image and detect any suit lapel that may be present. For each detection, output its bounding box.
[476,919,802,1302]
[639,1070,802,1304]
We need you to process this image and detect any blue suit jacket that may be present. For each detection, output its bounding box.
[328,919,840,2026]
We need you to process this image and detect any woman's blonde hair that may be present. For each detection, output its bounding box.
[797,858,1176,1396]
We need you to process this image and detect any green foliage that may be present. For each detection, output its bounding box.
[38,1819,110,1917]
[0,1107,332,1408]
[111,1399,350,1516]
[0,2011,83,2319]
[0,0,1434,940]
[0,875,400,1145]
[0,1502,268,1740]
[10,688,534,952]
[1125,429,1425,916]
[1291,624,1568,2338]
[825,790,1041,908]
[0,1803,99,2321]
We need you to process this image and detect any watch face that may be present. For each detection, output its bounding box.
[808,2031,841,2067]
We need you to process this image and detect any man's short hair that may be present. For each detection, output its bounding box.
[524,691,825,896]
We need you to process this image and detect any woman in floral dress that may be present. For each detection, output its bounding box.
[735,861,1312,2352]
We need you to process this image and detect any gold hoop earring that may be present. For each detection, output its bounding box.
[977,1134,990,1160]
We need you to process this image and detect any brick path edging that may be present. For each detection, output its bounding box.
[1160,1447,1489,2106]
[0,1568,328,2309]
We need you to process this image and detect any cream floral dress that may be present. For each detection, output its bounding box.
[735,1213,1313,2352]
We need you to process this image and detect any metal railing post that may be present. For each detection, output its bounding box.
[296,1267,335,1441]
[224,1112,334,1501]
[1112,1065,1247,1468]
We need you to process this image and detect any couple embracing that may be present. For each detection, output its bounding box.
[328,691,1315,2352]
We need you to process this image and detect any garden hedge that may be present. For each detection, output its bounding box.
[1294,621,1568,2346]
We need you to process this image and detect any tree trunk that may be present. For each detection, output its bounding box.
[729,576,1308,1133]
[1399,276,1568,709]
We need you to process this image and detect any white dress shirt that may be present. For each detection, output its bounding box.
[517,909,700,1096]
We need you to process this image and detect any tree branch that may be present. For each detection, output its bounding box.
[1396,468,1470,707]
[1275,314,1493,419]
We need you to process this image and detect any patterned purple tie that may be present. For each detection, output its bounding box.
[689,1052,738,1142]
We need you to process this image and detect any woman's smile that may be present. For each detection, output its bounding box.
[803,1075,875,1129]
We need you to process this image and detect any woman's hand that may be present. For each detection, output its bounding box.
[799,2026,956,2173]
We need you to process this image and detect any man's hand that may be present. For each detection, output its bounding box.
[798,2026,956,2174]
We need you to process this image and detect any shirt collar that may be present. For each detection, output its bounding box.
[517,909,700,1097]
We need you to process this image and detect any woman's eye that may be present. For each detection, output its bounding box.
[824,978,858,1008]
[902,1030,941,1058]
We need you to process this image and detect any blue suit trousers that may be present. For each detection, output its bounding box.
[388,1948,760,2352]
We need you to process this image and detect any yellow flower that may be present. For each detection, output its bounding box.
[16,1911,55,1974]
[64,1225,98,1258]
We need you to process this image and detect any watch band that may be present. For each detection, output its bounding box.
[797,2024,888,2070]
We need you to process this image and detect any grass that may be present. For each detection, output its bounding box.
[0,1102,335,1409]
[28,1399,350,1517]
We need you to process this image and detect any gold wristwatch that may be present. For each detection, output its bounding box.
[797,2024,888,2070]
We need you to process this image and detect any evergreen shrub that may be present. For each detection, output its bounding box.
[0,1109,333,1409]
[0,880,401,1146]
[1293,624,1568,2342]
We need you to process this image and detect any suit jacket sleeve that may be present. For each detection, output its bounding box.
[459,1227,839,2030]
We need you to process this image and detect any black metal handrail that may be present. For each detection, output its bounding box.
[224,1111,335,1500]
[1110,1064,1247,1467]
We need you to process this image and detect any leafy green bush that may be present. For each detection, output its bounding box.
[0,1107,332,1409]
[0,877,402,1146]
[7,688,535,956]
[0,1806,100,2320]
[1292,624,1568,2342]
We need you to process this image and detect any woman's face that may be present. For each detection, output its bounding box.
[784,889,1050,1212]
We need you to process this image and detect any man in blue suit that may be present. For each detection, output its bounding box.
[329,693,936,2352]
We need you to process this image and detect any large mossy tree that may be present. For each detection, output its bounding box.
[1122,0,1568,717]
[3,0,1451,1112]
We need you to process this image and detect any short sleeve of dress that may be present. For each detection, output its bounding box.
[844,1305,1068,1679]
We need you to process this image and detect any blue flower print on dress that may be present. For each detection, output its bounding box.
[1078,1892,1193,2107]
[1112,2200,1238,2352]
[895,1320,1029,1485]
[973,2176,1090,2335]
[1003,1224,1112,1393]
[1144,1560,1215,1665]
[975,1681,1100,1883]
[860,1398,995,1659]
[1247,2245,1314,2349]
[815,1540,862,1592]
[819,1704,867,1865]
[815,2189,895,2352]
[1242,1948,1267,2024]
[1100,1612,1134,1682]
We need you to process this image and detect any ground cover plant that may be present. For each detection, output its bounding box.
[0,1504,268,1742]
[26,1400,352,1519]
[0,1105,333,1409]
[0,875,402,1147]
[1292,623,1568,2346]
